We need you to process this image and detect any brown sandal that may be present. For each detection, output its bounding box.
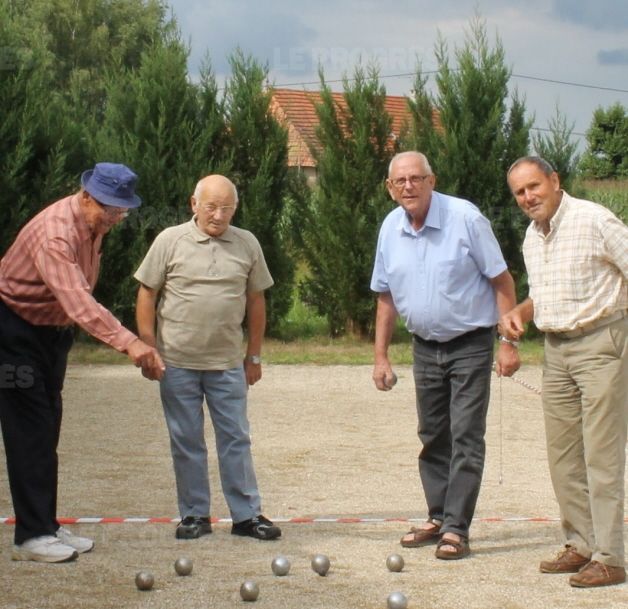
[435,536,470,560]
[400,519,441,548]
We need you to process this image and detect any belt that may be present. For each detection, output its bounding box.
[413,325,494,345]
[550,310,627,340]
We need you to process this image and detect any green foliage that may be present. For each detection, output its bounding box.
[0,1,75,253]
[403,17,531,296]
[576,179,628,223]
[223,50,294,334]
[0,0,177,255]
[1,2,295,338]
[532,105,579,190]
[579,103,628,178]
[91,38,228,325]
[293,64,397,337]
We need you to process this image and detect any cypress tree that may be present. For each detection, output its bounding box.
[223,49,293,334]
[91,37,226,325]
[404,17,531,292]
[532,106,579,190]
[295,65,397,337]
[579,103,628,178]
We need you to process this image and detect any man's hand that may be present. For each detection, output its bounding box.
[126,338,165,381]
[494,342,520,377]
[244,359,262,386]
[373,360,397,391]
[498,309,526,341]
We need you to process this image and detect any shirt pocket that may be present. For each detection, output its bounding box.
[437,250,478,299]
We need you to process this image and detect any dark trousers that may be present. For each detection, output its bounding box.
[0,299,74,544]
[412,326,494,539]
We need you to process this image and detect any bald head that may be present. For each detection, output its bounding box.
[193,174,238,206]
[388,151,433,177]
[191,174,238,237]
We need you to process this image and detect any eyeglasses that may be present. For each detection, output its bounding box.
[389,175,431,188]
[198,204,236,215]
[95,200,129,218]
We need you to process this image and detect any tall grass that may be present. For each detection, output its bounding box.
[577,178,628,222]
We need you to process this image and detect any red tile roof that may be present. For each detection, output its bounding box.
[269,88,414,168]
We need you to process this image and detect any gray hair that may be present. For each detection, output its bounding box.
[388,151,433,177]
[507,156,555,178]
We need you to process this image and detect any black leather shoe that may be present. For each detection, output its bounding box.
[175,516,212,539]
[231,515,281,540]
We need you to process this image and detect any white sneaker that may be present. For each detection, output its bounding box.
[56,526,94,554]
[12,535,78,563]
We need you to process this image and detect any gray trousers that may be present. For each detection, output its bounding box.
[159,365,262,523]
[412,327,494,539]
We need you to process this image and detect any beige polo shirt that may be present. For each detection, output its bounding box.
[134,218,273,369]
[523,191,628,332]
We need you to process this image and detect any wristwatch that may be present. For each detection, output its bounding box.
[498,335,520,348]
[246,355,262,365]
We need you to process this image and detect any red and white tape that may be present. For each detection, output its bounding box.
[0,515,576,525]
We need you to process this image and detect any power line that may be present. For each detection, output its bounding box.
[531,126,586,138]
[511,73,628,94]
[270,70,628,95]
[268,69,626,138]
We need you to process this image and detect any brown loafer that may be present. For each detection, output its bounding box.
[569,561,626,588]
[400,519,441,548]
[539,545,590,573]
[435,535,470,560]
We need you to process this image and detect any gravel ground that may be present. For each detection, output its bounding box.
[0,363,626,609]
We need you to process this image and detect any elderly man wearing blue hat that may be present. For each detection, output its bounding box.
[0,162,165,564]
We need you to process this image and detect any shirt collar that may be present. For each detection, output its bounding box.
[70,193,94,243]
[397,192,440,235]
[189,216,234,242]
[532,190,568,237]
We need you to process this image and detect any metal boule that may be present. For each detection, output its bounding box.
[386,553,405,572]
[240,580,260,602]
[386,372,398,388]
[271,555,291,576]
[387,591,408,609]
[174,556,193,576]
[135,571,154,591]
[311,553,330,576]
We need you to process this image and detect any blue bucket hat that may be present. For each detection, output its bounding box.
[81,162,142,209]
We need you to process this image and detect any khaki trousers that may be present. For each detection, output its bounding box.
[543,317,628,567]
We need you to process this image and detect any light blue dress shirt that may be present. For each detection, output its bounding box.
[370,191,507,341]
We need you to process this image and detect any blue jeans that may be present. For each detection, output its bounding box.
[159,365,261,522]
[412,327,494,538]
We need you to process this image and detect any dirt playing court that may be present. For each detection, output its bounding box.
[1,363,626,608]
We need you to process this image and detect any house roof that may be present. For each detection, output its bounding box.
[269,88,415,168]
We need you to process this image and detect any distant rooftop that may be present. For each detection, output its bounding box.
[269,88,415,169]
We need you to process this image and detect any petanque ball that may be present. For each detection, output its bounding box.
[386,373,398,389]
[135,571,154,591]
[387,591,408,609]
[240,580,260,602]
[311,553,330,576]
[271,555,291,576]
[174,556,193,576]
[386,553,405,572]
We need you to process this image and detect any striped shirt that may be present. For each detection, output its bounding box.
[523,191,628,332]
[0,194,137,352]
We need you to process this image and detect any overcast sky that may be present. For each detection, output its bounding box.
[167,0,628,151]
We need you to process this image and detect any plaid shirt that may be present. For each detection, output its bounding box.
[523,191,628,332]
[0,194,136,352]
